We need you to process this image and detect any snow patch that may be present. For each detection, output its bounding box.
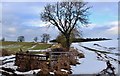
[15,69,41,75]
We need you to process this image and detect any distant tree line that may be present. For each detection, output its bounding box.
[16,33,50,43]
[1,33,50,43]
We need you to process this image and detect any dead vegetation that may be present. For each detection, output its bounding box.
[14,47,83,75]
[97,60,116,76]
[0,49,14,56]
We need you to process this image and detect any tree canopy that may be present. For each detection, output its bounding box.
[41,2,90,50]
[17,36,25,42]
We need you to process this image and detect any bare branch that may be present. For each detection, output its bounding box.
[41,2,90,50]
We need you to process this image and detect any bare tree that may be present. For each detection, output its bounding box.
[41,2,90,51]
[41,33,50,43]
[33,37,38,42]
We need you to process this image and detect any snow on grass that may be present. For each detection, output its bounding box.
[15,69,41,75]
[0,55,15,61]
[71,42,119,74]
[71,52,106,74]
[28,44,37,49]
[3,58,15,63]
[0,42,119,75]
[0,69,13,74]
[49,72,54,75]
[0,55,42,75]
[61,69,69,73]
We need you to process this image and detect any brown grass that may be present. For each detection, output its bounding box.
[0,49,15,56]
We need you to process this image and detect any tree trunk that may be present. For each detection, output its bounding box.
[65,35,70,51]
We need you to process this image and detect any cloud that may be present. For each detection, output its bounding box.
[84,23,97,29]
[108,21,118,26]
[2,2,118,41]
[2,25,58,41]
[2,2,59,41]
[81,21,118,39]
[7,27,16,33]
[2,2,44,18]
[104,21,118,35]
[22,20,51,27]
[106,25,118,35]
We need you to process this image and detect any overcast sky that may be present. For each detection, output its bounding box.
[1,1,118,42]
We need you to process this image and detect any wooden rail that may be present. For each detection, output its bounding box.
[16,53,48,61]
[15,52,70,71]
[15,53,49,71]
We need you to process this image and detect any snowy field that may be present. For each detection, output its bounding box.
[0,55,42,75]
[0,40,119,75]
[71,40,119,74]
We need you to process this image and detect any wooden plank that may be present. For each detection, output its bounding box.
[16,53,46,57]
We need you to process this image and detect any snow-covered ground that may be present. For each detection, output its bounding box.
[0,55,42,75]
[15,69,41,75]
[0,40,119,75]
[0,53,69,75]
[71,39,119,74]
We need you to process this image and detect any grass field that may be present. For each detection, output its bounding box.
[0,41,52,53]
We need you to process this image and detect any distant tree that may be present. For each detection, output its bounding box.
[41,2,90,50]
[33,37,38,42]
[41,33,50,43]
[1,37,5,41]
[17,36,25,42]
